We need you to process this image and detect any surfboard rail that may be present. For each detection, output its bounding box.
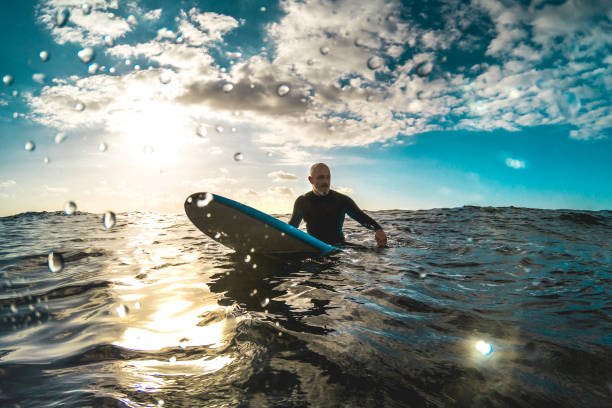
[185,192,337,256]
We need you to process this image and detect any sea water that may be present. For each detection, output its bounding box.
[0,207,610,407]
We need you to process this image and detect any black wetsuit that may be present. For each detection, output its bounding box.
[288,190,382,244]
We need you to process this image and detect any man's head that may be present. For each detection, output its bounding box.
[308,163,331,196]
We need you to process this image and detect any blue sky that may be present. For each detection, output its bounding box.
[1,0,611,216]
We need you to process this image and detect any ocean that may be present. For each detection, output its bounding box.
[0,207,610,407]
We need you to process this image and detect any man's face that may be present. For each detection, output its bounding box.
[309,166,331,196]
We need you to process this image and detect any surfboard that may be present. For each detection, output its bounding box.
[184,192,337,256]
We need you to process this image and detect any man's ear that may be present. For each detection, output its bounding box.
[308,176,313,184]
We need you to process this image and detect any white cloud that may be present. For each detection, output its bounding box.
[44,185,69,193]
[143,9,162,22]
[335,186,354,195]
[505,158,525,169]
[0,180,16,189]
[28,0,611,157]
[37,0,132,46]
[267,170,298,182]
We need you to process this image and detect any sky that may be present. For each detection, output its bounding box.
[1,0,611,216]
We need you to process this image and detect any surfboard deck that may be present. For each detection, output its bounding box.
[184,192,337,256]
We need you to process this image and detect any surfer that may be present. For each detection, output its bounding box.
[289,163,387,247]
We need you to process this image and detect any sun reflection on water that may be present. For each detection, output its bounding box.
[108,215,237,397]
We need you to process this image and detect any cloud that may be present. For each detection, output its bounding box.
[26,0,612,155]
[44,185,69,193]
[267,170,298,182]
[0,180,16,189]
[505,158,525,169]
[335,186,354,195]
[37,0,132,46]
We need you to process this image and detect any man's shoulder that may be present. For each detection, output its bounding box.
[329,189,351,201]
[295,191,314,203]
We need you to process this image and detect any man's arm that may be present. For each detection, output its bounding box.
[345,197,387,247]
[288,196,303,228]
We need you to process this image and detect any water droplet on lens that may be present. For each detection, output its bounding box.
[127,15,137,25]
[25,141,35,152]
[196,125,208,138]
[44,156,50,164]
[77,47,95,64]
[223,82,234,92]
[186,197,193,204]
[215,125,224,133]
[250,289,257,296]
[48,251,64,272]
[307,58,315,66]
[10,304,18,313]
[97,142,107,152]
[249,83,255,89]
[103,211,116,228]
[233,152,243,161]
[39,51,50,62]
[214,232,221,239]
[260,298,269,307]
[55,132,66,144]
[103,35,114,47]
[88,63,98,74]
[415,61,434,77]
[116,304,128,318]
[157,400,164,407]
[134,65,140,70]
[244,255,251,263]
[277,84,290,96]
[159,71,172,84]
[176,36,183,44]
[64,201,77,215]
[56,9,70,27]
[12,90,18,96]
[81,3,91,14]
[320,46,330,55]
[367,56,383,70]
[196,192,214,207]
[206,213,211,218]
[2,75,14,86]
[109,67,116,74]
[260,6,266,12]
[476,340,492,355]
[74,102,85,111]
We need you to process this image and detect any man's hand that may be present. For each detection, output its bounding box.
[375,229,387,247]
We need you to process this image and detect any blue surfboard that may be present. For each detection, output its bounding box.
[184,192,337,256]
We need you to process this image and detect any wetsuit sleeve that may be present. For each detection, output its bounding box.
[288,196,303,228]
[345,197,382,231]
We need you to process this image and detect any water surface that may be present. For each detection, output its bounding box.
[1,207,611,407]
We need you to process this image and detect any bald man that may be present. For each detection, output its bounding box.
[288,163,387,247]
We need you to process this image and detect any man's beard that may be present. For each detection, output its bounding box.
[314,185,329,196]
